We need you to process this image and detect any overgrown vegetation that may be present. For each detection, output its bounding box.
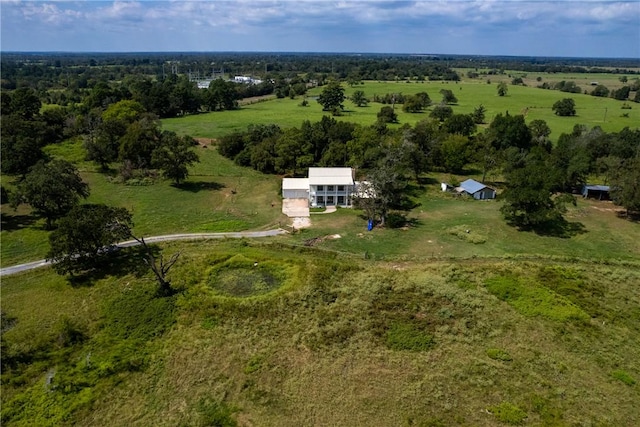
[2,242,639,425]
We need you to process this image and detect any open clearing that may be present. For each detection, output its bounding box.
[162,77,639,141]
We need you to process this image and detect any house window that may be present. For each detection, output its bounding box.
[337,196,345,205]
[328,185,334,191]
[327,196,335,204]
[338,185,345,191]
[317,196,325,204]
[317,185,324,191]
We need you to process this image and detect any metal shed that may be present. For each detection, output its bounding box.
[582,184,610,200]
[459,179,496,200]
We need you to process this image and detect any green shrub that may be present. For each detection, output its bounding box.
[490,401,527,425]
[191,398,237,427]
[611,370,636,386]
[486,348,513,362]
[485,275,589,322]
[103,287,176,340]
[385,322,434,351]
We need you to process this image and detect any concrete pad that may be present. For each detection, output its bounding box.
[283,198,309,218]
[292,217,312,229]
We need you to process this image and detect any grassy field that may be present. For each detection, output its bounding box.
[2,240,639,426]
[2,71,639,426]
[162,77,639,141]
[1,140,287,266]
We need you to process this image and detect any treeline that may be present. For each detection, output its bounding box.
[537,79,640,102]
[1,52,462,91]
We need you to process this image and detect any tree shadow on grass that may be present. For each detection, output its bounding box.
[1,212,40,232]
[172,181,225,193]
[67,245,161,288]
[417,176,438,186]
[527,219,587,239]
[616,210,640,223]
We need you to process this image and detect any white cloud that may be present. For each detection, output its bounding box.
[1,1,638,56]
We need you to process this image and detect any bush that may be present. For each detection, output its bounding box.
[490,402,527,425]
[385,322,434,351]
[191,398,237,427]
[486,348,513,362]
[552,98,576,116]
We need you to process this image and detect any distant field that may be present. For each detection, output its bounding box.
[162,78,639,141]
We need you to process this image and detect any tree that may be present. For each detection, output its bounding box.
[402,95,424,113]
[429,104,453,121]
[205,79,238,111]
[12,160,90,229]
[487,113,532,152]
[440,134,471,173]
[501,147,574,229]
[129,235,181,297]
[443,114,476,137]
[119,115,162,168]
[362,146,409,226]
[471,104,486,124]
[152,132,200,185]
[528,119,552,151]
[275,128,313,175]
[497,82,508,97]
[610,157,640,215]
[0,115,47,176]
[553,98,576,116]
[8,87,41,119]
[317,80,345,113]
[590,84,609,97]
[415,92,431,108]
[47,204,133,275]
[351,90,368,107]
[377,106,398,124]
[439,89,458,104]
[611,86,631,101]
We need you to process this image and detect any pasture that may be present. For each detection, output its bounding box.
[162,76,639,141]
[2,70,640,427]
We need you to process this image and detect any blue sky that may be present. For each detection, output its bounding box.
[1,1,639,58]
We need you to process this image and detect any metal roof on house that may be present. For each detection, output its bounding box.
[282,178,309,191]
[460,179,490,195]
[583,185,610,192]
[308,167,354,186]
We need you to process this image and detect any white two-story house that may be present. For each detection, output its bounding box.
[282,167,356,208]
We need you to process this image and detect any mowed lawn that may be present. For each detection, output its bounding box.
[162,77,639,141]
[1,141,288,266]
[297,186,640,263]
